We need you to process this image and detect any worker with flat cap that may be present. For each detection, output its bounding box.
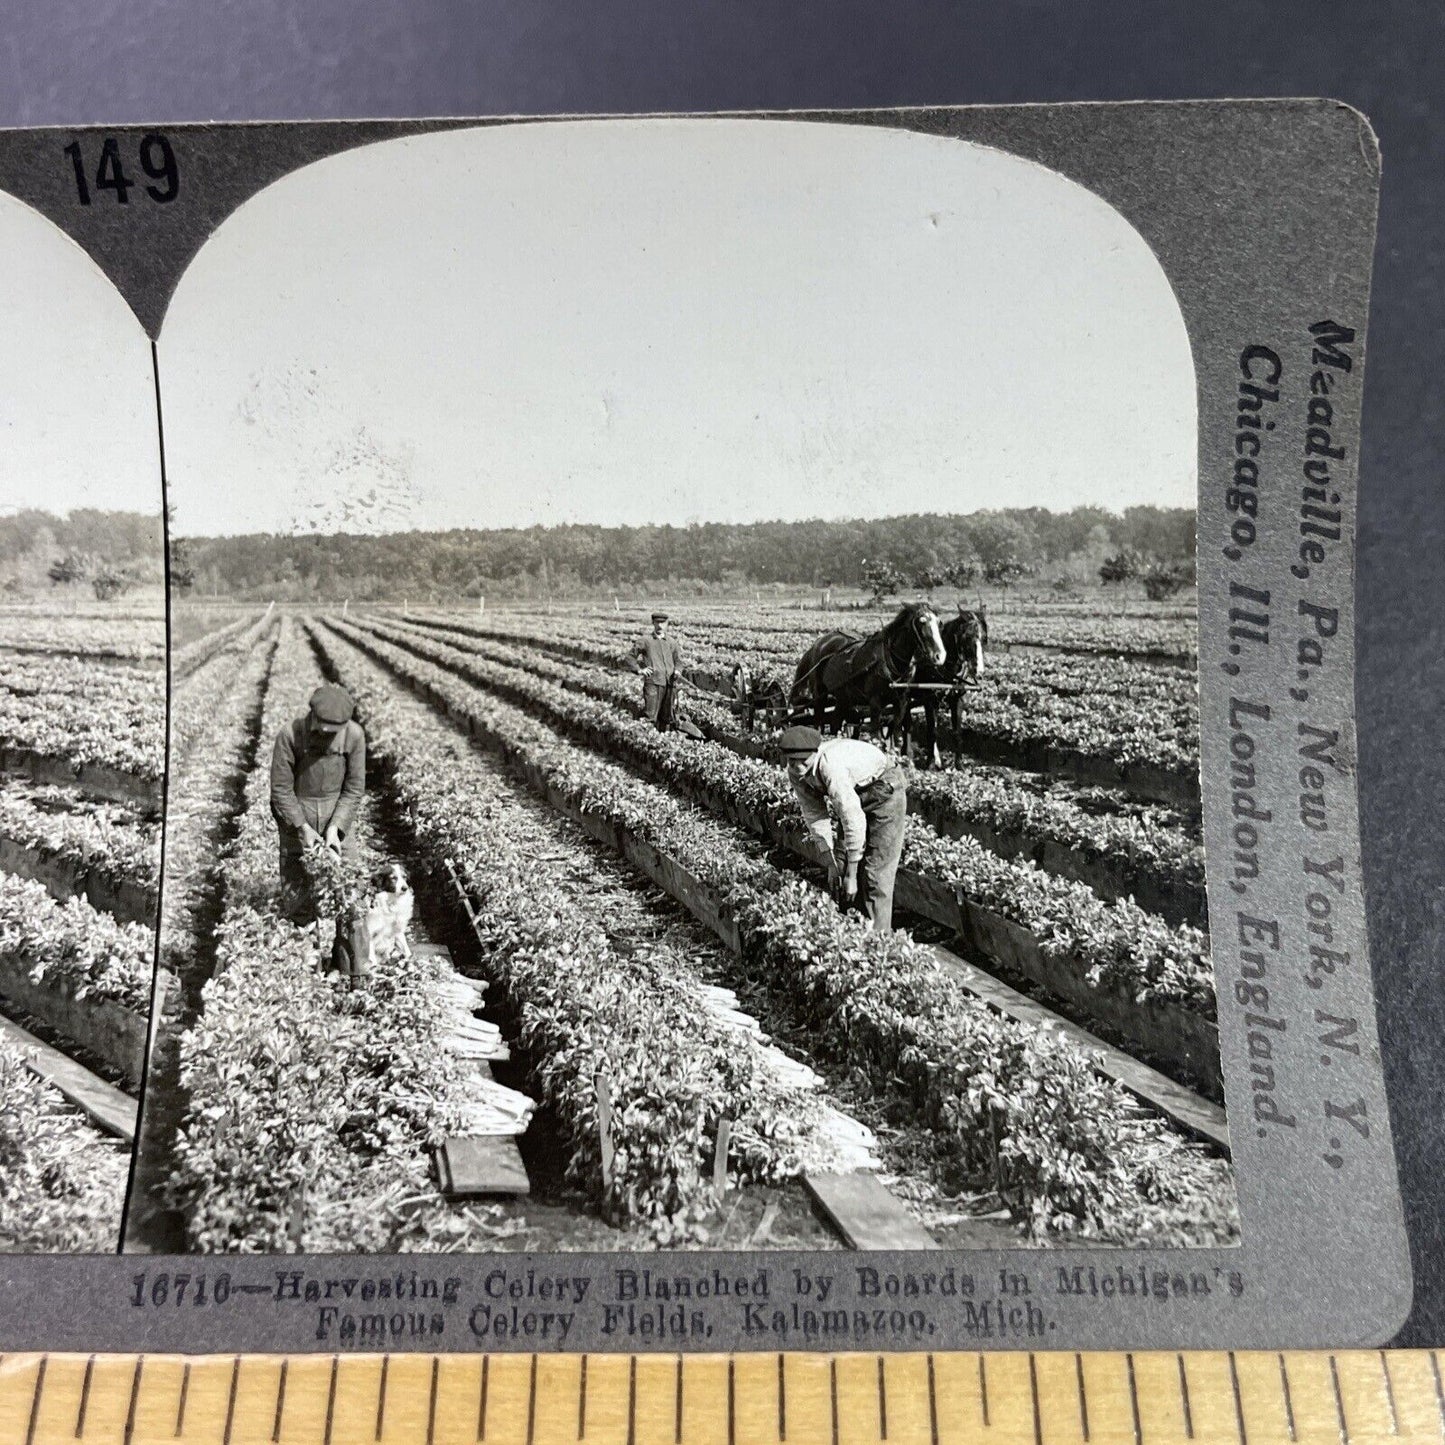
[269,682,366,912]
[631,611,685,732]
[778,725,907,933]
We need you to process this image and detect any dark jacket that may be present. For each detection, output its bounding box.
[634,634,684,683]
[269,715,365,852]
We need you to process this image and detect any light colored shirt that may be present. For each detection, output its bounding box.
[791,737,891,862]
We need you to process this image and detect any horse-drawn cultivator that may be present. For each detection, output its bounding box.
[701,601,990,768]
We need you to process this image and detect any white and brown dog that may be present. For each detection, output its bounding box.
[365,862,414,960]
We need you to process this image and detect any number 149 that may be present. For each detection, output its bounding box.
[64,134,179,205]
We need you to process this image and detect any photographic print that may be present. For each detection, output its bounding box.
[0,192,164,1251]
[0,104,1408,1352]
[127,120,1234,1257]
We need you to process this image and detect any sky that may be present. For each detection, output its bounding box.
[0,193,160,518]
[154,118,1197,537]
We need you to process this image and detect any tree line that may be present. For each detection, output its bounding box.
[170,505,1195,601]
[0,509,164,599]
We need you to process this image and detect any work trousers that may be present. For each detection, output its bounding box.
[642,679,675,732]
[850,768,907,933]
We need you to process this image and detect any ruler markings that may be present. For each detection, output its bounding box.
[1329,1355,1349,1444]
[1341,1350,1401,1445]
[122,1357,141,1445]
[426,1357,439,1445]
[222,1355,240,1445]
[9,1349,1445,1442]
[321,1356,337,1445]
[25,1357,46,1445]
[526,1353,537,1445]
[381,1352,398,1445]
[175,1361,192,1440]
[674,1355,683,1445]
[728,1357,736,1445]
[628,1355,637,1445]
[273,1360,288,1444]
[1125,1354,1142,1445]
[1381,1351,1401,1435]
[1138,1349,1193,1445]
[1176,1355,1193,1440]
[779,1354,787,1442]
[926,1355,939,1445]
[1396,1352,1445,1442]
[1275,1355,1296,1443]
[1226,1352,1247,1445]
[73,1355,93,1440]
[1029,1355,1044,1445]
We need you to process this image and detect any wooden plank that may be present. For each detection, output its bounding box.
[0,953,145,1088]
[435,1136,531,1197]
[803,1170,941,1251]
[0,1011,137,1142]
[916,940,1230,1150]
[410,939,531,1195]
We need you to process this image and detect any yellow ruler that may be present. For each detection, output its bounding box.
[1,1350,1441,1445]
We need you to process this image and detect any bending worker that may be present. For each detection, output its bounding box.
[269,682,366,911]
[779,725,907,933]
[632,611,684,732]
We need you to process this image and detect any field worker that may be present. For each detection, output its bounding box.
[632,611,685,732]
[779,725,907,933]
[269,683,366,910]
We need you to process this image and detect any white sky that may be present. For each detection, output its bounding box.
[0,193,159,518]
[157,118,1196,537]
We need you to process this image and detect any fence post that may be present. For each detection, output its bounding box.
[713,1118,731,1196]
[595,1073,614,1192]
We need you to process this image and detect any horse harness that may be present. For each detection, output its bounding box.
[796,607,938,694]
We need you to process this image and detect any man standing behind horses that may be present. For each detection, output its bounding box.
[779,725,907,933]
[632,612,685,732]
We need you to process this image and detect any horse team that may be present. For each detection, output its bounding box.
[727,601,988,767]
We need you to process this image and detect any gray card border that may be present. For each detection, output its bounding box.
[0,101,1410,1353]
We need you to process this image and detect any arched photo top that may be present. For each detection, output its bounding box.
[0,189,158,517]
[157,117,1195,538]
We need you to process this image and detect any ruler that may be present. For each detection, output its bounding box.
[1,1350,1442,1444]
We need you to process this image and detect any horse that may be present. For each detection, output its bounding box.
[891,605,988,767]
[789,601,947,744]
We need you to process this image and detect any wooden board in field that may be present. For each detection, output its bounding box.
[803,1171,941,1251]
[435,1136,531,1198]
[415,940,532,1199]
[0,1011,136,1142]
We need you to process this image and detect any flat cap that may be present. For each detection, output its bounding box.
[779,725,823,757]
[651,612,669,623]
[309,683,355,726]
